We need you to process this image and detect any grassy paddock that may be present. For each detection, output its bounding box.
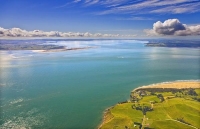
[99,81,200,129]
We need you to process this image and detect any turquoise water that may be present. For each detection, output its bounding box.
[0,40,200,129]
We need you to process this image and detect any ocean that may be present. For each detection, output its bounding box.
[0,39,199,129]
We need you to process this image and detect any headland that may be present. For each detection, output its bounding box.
[99,80,200,129]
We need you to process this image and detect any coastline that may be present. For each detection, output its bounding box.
[132,80,200,92]
[32,46,96,53]
[98,80,200,129]
[97,106,114,129]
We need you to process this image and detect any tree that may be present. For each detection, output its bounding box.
[187,89,198,96]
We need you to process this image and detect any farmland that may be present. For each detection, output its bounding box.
[99,81,200,129]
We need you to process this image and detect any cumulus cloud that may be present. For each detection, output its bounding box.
[153,19,186,35]
[144,19,200,36]
[0,27,134,38]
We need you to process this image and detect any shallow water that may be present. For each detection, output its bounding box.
[0,39,199,128]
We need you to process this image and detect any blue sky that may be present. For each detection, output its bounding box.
[0,0,200,38]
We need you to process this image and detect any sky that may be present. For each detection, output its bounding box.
[0,0,200,38]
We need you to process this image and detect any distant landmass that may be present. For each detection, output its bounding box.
[145,39,200,48]
[0,43,65,50]
[0,39,200,51]
[0,40,93,51]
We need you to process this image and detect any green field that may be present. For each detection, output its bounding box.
[99,88,200,129]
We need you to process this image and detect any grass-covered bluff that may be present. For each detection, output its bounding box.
[99,81,200,129]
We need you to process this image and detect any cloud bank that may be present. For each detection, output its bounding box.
[144,19,200,36]
[0,27,136,38]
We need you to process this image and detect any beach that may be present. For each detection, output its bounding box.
[133,81,200,92]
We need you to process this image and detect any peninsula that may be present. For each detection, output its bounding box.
[144,40,200,48]
[99,81,200,129]
[0,41,93,52]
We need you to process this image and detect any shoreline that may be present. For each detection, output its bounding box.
[98,80,200,129]
[32,46,97,53]
[132,80,200,92]
[97,106,114,129]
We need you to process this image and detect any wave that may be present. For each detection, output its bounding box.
[1,108,47,129]
[0,82,15,87]
[10,98,23,105]
[147,79,199,86]
[156,80,199,84]
[132,80,200,92]
[0,83,6,87]
[134,80,200,90]
[117,56,124,59]
[10,54,33,59]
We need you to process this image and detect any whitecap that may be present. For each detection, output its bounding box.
[10,54,33,59]
[117,56,124,59]
[10,98,23,105]
[1,108,47,129]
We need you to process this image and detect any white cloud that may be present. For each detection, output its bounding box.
[0,27,136,38]
[144,19,200,36]
[74,0,81,3]
[85,0,99,6]
[118,17,154,21]
[56,0,200,16]
[55,0,200,18]
[93,0,200,15]
[143,29,158,36]
[150,2,200,14]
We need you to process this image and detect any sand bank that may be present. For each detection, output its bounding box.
[133,80,200,92]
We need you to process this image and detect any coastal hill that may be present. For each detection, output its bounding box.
[99,81,200,129]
